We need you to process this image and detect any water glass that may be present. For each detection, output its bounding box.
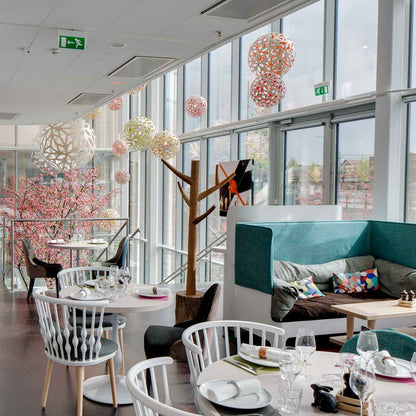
[373,401,399,416]
[279,347,303,388]
[356,331,379,364]
[349,357,376,416]
[109,265,119,284]
[295,328,316,378]
[97,279,111,296]
[278,381,303,413]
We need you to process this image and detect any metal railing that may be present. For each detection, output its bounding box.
[2,216,130,290]
[161,233,227,284]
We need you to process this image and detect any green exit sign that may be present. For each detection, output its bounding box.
[59,35,85,50]
[315,85,329,96]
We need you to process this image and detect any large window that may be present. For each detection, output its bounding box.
[407,103,416,222]
[164,70,177,132]
[336,0,378,98]
[337,118,375,219]
[284,126,324,205]
[209,43,232,126]
[281,0,324,110]
[184,58,202,132]
[239,26,270,120]
[238,128,269,205]
[94,103,123,147]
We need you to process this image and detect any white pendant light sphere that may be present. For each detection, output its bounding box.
[123,116,156,151]
[151,131,180,160]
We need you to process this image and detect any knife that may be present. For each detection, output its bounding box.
[223,357,257,375]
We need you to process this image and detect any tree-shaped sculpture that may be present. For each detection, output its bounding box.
[162,159,234,297]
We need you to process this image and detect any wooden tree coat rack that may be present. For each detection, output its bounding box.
[162,159,234,298]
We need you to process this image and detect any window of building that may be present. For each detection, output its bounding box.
[284,126,324,205]
[336,118,375,219]
[238,128,269,205]
[164,70,177,131]
[209,43,232,126]
[335,0,378,98]
[184,58,202,132]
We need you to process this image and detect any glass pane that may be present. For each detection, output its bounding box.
[93,151,118,208]
[0,126,15,146]
[0,151,16,201]
[209,43,232,126]
[131,86,147,117]
[282,0,324,110]
[239,26,270,120]
[407,103,416,221]
[162,156,177,247]
[337,118,375,219]
[411,1,416,87]
[207,135,230,244]
[184,58,202,132]
[238,128,269,205]
[17,125,43,146]
[336,0,378,98]
[93,104,123,147]
[164,70,177,131]
[17,150,42,184]
[285,126,324,205]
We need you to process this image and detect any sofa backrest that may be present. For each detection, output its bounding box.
[235,220,416,294]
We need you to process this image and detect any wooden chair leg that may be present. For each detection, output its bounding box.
[119,328,125,375]
[41,359,53,409]
[27,278,35,301]
[75,366,84,416]
[108,358,118,408]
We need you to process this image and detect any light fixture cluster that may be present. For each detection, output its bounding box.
[248,32,296,108]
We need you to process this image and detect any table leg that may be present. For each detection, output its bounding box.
[367,320,376,330]
[83,313,132,405]
[346,315,354,339]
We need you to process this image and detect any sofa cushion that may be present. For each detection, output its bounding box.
[376,259,416,298]
[290,278,325,299]
[271,277,299,321]
[279,290,395,322]
[273,255,375,291]
[333,269,379,294]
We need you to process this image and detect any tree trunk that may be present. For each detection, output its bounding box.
[175,290,204,323]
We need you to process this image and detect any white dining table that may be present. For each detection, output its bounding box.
[48,240,108,267]
[195,351,416,415]
[60,284,173,405]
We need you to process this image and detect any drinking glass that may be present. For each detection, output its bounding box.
[295,328,316,378]
[109,265,119,285]
[279,347,303,389]
[409,352,416,382]
[339,352,356,387]
[278,380,303,414]
[356,331,379,364]
[349,357,376,416]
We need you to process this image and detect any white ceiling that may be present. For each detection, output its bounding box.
[0,0,311,125]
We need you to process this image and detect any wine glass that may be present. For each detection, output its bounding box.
[279,346,303,389]
[295,328,316,378]
[356,331,379,364]
[349,357,376,416]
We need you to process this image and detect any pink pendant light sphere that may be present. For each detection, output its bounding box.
[107,97,124,111]
[248,32,296,76]
[250,73,286,108]
[112,139,128,156]
[185,95,207,117]
[115,169,130,185]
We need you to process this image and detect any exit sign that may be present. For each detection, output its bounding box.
[315,85,329,96]
[59,35,85,50]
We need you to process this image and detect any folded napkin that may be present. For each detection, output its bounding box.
[75,287,90,299]
[375,350,398,375]
[240,343,282,363]
[206,379,262,402]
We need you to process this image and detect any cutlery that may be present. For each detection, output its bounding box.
[223,357,257,375]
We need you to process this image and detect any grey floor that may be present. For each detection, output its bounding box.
[0,283,195,415]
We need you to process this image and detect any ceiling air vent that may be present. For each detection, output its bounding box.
[0,112,19,120]
[67,93,112,106]
[201,0,286,20]
[108,56,176,78]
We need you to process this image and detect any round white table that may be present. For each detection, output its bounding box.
[48,241,108,267]
[60,284,173,405]
[196,351,416,415]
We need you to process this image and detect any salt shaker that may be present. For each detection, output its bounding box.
[401,290,408,301]
[408,290,415,301]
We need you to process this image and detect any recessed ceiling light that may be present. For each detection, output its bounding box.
[110,42,127,49]
[111,81,124,85]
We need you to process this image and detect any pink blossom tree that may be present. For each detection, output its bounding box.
[1,167,119,272]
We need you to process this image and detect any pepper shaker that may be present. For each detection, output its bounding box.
[408,290,415,301]
[401,290,408,301]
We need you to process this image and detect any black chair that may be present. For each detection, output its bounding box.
[99,236,128,268]
[144,283,221,361]
[22,238,62,300]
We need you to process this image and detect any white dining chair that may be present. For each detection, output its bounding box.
[33,288,118,416]
[126,356,202,416]
[57,266,127,373]
[182,320,285,385]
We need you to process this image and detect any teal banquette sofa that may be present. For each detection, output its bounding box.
[234,220,416,344]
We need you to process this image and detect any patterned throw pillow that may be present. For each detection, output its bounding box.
[290,278,325,299]
[332,269,379,294]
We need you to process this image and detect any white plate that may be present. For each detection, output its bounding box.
[199,380,272,410]
[70,291,108,301]
[84,279,98,287]
[138,288,170,298]
[238,351,280,368]
[89,241,106,245]
[48,239,65,244]
[375,358,412,379]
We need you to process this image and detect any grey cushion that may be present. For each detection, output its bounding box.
[273,255,375,291]
[376,259,416,298]
[270,277,299,321]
